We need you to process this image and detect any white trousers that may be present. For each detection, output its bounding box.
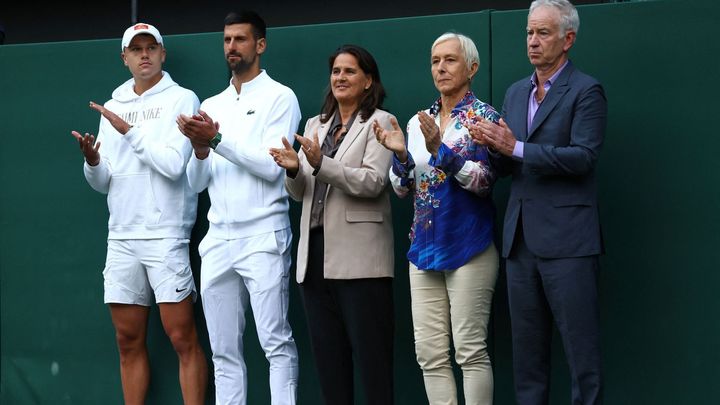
[199,228,298,405]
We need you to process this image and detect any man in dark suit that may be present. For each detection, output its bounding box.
[473,0,606,404]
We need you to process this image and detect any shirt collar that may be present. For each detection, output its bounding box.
[228,69,268,94]
[428,90,477,118]
[530,60,568,88]
[329,110,358,133]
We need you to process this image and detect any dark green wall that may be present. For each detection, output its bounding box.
[1,1,718,403]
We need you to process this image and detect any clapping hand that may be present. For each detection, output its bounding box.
[417,111,441,157]
[373,116,408,162]
[89,101,132,135]
[269,136,300,177]
[294,130,323,169]
[70,130,101,166]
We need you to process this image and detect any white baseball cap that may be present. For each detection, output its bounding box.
[121,23,163,50]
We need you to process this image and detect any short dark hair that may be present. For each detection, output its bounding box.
[320,44,386,123]
[224,10,266,39]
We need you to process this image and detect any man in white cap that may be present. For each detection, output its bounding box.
[71,23,207,405]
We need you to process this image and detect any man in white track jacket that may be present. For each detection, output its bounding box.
[71,23,207,405]
[177,11,300,405]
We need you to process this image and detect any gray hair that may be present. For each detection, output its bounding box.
[431,32,480,71]
[529,0,580,36]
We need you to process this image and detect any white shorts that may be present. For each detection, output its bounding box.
[103,238,197,306]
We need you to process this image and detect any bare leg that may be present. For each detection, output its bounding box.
[109,304,151,405]
[159,297,208,405]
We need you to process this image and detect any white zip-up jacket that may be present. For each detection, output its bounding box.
[84,72,200,240]
[186,70,301,239]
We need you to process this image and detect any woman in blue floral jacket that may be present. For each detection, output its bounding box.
[373,32,499,405]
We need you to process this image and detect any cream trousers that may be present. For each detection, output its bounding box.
[410,244,499,405]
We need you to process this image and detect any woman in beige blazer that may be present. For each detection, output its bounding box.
[270,44,396,405]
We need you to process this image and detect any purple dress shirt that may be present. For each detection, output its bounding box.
[512,60,569,159]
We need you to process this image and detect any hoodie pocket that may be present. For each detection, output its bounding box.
[108,172,161,227]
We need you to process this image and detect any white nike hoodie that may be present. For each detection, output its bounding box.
[84,72,200,240]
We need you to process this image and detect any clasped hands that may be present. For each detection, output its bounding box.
[176,111,219,159]
[468,117,516,156]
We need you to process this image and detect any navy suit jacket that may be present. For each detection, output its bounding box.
[493,61,607,259]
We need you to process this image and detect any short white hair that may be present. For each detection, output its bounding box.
[529,0,580,36]
[431,32,480,71]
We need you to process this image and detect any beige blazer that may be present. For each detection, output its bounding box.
[286,108,395,283]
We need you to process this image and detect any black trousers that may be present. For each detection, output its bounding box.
[300,228,395,405]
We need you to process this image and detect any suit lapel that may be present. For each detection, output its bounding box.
[334,116,365,161]
[316,114,332,146]
[527,62,575,140]
[515,80,532,141]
